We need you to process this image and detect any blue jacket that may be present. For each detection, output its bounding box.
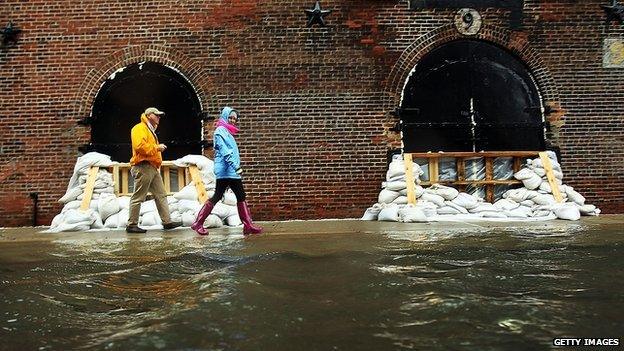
[213,107,241,179]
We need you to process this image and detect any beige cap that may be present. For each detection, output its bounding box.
[144,107,165,116]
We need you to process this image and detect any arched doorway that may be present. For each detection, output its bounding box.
[90,62,203,162]
[400,39,545,152]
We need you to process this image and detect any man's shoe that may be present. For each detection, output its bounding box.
[163,221,183,230]
[126,224,147,233]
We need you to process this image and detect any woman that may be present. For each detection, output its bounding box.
[191,106,263,236]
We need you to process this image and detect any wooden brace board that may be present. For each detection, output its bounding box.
[188,165,208,204]
[80,166,99,211]
[539,152,563,203]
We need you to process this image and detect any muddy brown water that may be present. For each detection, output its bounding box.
[0,218,622,350]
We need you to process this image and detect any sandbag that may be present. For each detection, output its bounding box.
[398,205,428,223]
[222,190,238,206]
[178,199,200,214]
[578,204,600,216]
[139,200,157,215]
[386,160,406,180]
[504,206,533,218]
[428,184,459,201]
[140,211,161,226]
[174,184,198,201]
[565,186,585,205]
[378,204,400,222]
[118,196,131,209]
[378,189,400,204]
[421,192,445,207]
[97,194,120,221]
[361,203,383,221]
[385,180,407,191]
[480,211,508,218]
[493,199,520,211]
[451,192,480,210]
[205,214,223,228]
[182,211,196,226]
[58,187,83,204]
[61,200,82,213]
[443,200,469,214]
[392,195,408,205]
[225,215,242,226]
[553,203,581,221]
[469,203,499,213]
[532,194,556,206]
[437,206,461,215]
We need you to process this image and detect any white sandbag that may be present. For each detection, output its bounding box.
[225,214,242,226]
[451,192,480,210]
[520,199,535,207]
[514,168,535,180]
[504,206,533,218]
[140,211,161,226]
[211,202,233,219]
[386,160,406,180]
[178,199,201,214]
[378,204,400,222]
[415,200,438,217]
[565,186,585,206]
[58,187,83,204]
[139,200,157,215]
[104,213,120,228]
[533,209,553,218]
[469,203,499,213]
[170,211,182,223]
[521,173,542,190]
[205,214,223,228]
[173,154,214,172]
[398,205,428,223]
[182,211,196,226]
[97,194,120,221]
[504,188,538,202]
[174,184,198,201]
[361,203,383,221]
[93,186,114,194]
[117,209,129,227]
[531,167,547,177]
[118,196,131,209]
[480,211,508,218]
[61,200,82,213]
[437,206,461,215]
[443,200,469,214]
[385,180,406,191]
[64,208,97,224]
[414,185,425,198]
[529,157,561,171]
[392,196,408,205]
[222,190,237,206]
[421,192,445,207]
[92,214,105,229]
[378,189,400,204]
[553,203,581,221]
[493,198,520,211]
[427,184,459,200]
[166,196,178,205]
[532,194,556,206]
[576,204,598,216]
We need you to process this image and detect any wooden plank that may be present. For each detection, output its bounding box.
[188,165,208,203]
[409,151,541,158]
[513,157,523,173]
[122,167,129,195]
[177,168,185,191]
[162,166,171,193]
[539,152,563,203]
[429,158,439,183]
[404,153,417,205]
[456,157,466,193]
[112,165,120,196]
[485,157,494,203]
[80,166,99,211]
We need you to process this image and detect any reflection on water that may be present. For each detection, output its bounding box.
[0,226,622,351]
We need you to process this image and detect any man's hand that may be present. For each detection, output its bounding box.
[157,144,167,152]
[236,167,243,175]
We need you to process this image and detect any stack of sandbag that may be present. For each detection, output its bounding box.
[45,153,242,232]
[362,151,600,222]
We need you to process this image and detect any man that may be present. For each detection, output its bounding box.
[126,107,182,233]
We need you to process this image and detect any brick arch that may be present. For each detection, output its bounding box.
[73,44,215,118]
[384,23,563,147]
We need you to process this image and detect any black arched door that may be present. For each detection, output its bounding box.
[91,62,202,162]
[400,40,545,152]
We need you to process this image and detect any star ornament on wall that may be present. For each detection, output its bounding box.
[602,0,624,24]
[305,1,332,27]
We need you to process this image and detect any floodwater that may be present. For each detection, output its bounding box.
[0,219,622,351]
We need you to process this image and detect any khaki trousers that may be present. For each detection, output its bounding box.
[128,162,171,226]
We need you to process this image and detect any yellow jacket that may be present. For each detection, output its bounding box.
[130,114,162,168]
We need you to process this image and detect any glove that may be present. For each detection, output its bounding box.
[236,167,243,175]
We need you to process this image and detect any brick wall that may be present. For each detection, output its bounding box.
[0,0,622,226]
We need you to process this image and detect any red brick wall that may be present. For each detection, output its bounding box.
[0,0,622,226]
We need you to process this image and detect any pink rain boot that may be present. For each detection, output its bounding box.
[191,200,214,235]
[237,201,263,235]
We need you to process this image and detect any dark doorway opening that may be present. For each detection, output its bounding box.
[90,62,203,162]
[400,39,545,152]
